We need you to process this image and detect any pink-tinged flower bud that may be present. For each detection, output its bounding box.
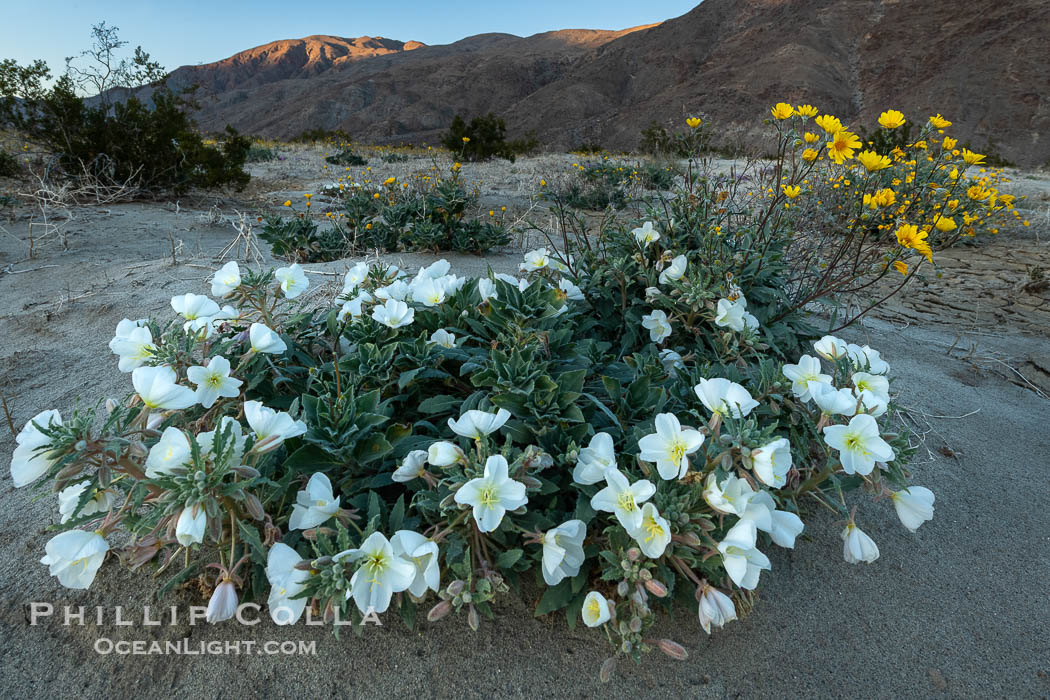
[128,441,148,459]
[243,492,265,521]
[145,413,165,431]
[234,466,261,479]
[599,657,616,683]
[518,476,542,489]
[205,580,238,623]
[105,398,119,414]
[427,600,452,622]
[656,639,688,660]
[644,579,668,597]
[626,547,641,562]
[467,604,480,631]
[293,560,313,571]
[252,434,283,455]
[446,580,465,596]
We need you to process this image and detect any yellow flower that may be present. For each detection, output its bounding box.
[795,104,818,118]
[961,149,985,166]
[803,132,819,144]
[462,137,470,143]
[304,193,313,199]
[452,162,462,173]
[384,177,396,186]
[912,140,927,150]
[864,187,896,209]
[781,185,801,198]
[878,110,906,129]
[770,102,794,120]
[373,193,381,200]
[929,114,952,129]
[895,224,933,262]
[540,179,546,187]
[826,130,861,164]
[966,185,988,201]
[283,200,292,207]
[892,261,908,275]
[999,194,1015,206]
[815,114,843,134]
[934,216,957,233]
[856,150,891,172]
[801,148,819,162]
[686,117,703,129]
[942,136,957,150]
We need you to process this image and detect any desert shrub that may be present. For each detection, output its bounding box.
[246,144,279,162]
[381,153,410,164]
[441,113,537,162]
[325,149,368,167]
[259,213,350,263]
[542,158,676,211]
[292,128,351,144]
[640,118,707,157]
[0,147,21,177]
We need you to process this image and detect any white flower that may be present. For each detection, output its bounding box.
[694,377,759,419]
[698,584,737,634]
[658,254,687,284]
[40,529,109,589]
[338,291,372,321]
[175,504,207,546]
[447,408,511,440]
[520,248,551,271]
[581,591,612,627]
[854,389,888,417]
[715,298,748,332]
[852,372,889,402]
[494,272,529,290]
[813,335,848,360]
[717,519,770,590]
[478,278,497,302]
[427,441,465,467]
[390,530,441,597]
[210,261,241,297]
[590,466,656,532]
[186,356,243,409]
[658,349,684,372]
[10,409,63,487]
[196,417,247,463]
[342,262,369,294]
[375,280,409,301]
[749,437,792,488]
[890,486,935,532]
[454,455,527,532]
[206,579,239,622]
[57,481,116,523]
[782,355,832,401]
[186,305,238,339]
[846,343,890,374]
[632,221,659,247]
[630,502,671,558]
[171,293,221,323]
[274,263,309,299]
[637,413,705,480]
[419,259,451,278]
[558,278,585,300]
[641,310,672,342]
[748,491,805,548]
[703,474,771,527]
[266,543,311,625]
[145,426,192,477]
[436,274,467,296]
[109,325,156,372]
[132,366,196,410]
[410,277,446,307]
[573,432,616,485]
[244,400,307,452]
[822,414,895,475]
[249,323,287,354]
[541,519,586,585]
[289,472,340,530]
[393,450,428,482]
[742,312,760,331]
[842,521,880,564]
[337,531,416,614]
[111,317,148,341]
[371,299,414,328]
[809,381,857,416]
[428,329,456,348]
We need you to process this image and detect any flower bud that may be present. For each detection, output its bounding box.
[628,616,642,633]
[616,580,629,597]
[205,580,238,623]
[294,560,314,571]
[312,556,333,568]
[644,579,668,598]
[427,600,452,622]
[626,547,641,562]
[145,413,164,431]
[656,639,688,661]
[599,657,617,683]
[467,604,480,631]
[243,492,265,520]
[234,466,261,479]
[639,568,652,581]
[446,580,465,596]
[128,441,148,459]
[105,398,119,414]
[518,476,542,489]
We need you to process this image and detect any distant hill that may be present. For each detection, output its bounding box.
[162,0,1050,166]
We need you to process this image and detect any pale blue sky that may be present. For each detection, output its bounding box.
[2,1,700,77]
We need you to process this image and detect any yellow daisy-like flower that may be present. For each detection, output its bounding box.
[942,136,957,150]
[304,193,313,199]
[795,104,818,118]
[929,114,952,129]
[934,216,957,233]
[803,132,819,144]
[781,185,801,198]
[892,260,908,275]
[686,117,702,129]
[895,224,933,262]
[814,114,843,134]
[452,162,462,173]
[826,130,861,164]
[770,102,795,120]
[801,148,819,162]
[384,176,396,186]
[283,200,292,207]
[966,185,988,201]
[878,110,906,129]
[961,149,985,166]
[856,150,892,172]
[462,137,470,143]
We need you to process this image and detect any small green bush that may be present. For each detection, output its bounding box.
[259,214,350,263]
[245,144,279,162]
[325,150,368,167]
[0,148,22,177]
[441,113,538,163]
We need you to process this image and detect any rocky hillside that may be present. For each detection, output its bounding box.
[172,0,1050,166]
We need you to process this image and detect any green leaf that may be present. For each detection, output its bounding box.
[534,580,574,617]
[496,548,523,569]
[417,395,461,414]
[238,520,268,566]
[389,494,406,532]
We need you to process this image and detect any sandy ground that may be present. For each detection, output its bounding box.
[0,155,1048,698]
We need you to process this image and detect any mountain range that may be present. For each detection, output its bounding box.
[164,0,1050,166]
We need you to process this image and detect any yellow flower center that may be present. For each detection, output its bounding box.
[616,491,637,513]
[642,515,665,543]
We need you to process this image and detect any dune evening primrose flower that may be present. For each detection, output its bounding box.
[749,437,792,488]
[581,591,612,627]
[109,325,156,372]
[390,530,441,597]
[698,583,737,634]
[890,486,935,532]
[448,408,511,439]
[808,381,857,416]
[714,298,748,332]
[132,366,196,410]
[10,409,63,487]
[288,472,340,530]
[558,277,585,301]
[186,356,242,409]
[842,520,880,563]
[274,263,309,299]
[703,473,751,516]
[823,414,894,475]
[641,310,672,342]
[39,529,109,589]
[145,426,192,477]
[249,323,287,354]
[210,261,241,297]
[694,377,759,419]
[659,255,687,284]
[336,531,416,615]
[591,466,656,532]
[175,504,207,546]
[854,388,888,417]
[477,277,497,302]
[845,343,890,374]
[375,280,410,301]
[637,413,705,480]
[371,299,414,328]
[266,542,311,625]
[717,519,770,590]
[541,519,586,585]
[630,502,671,558]
[454,455,527,533]
[410,277,446,307]
[206,579,239,622]
[632,221,660,247]
[244,400,306,452]
[338,291,372,321]
[428,329,456,348]
[171,293,221,324]
[852,372,889,402]
[342,262,369,294]
[393,450,429,482]
[57,480,116,523]
[573,432,616,485]
[659,349,684,372]
[748,491,805,548]
[813,335,848,360]
[782,355,832,401]
[426,440,464,467]
[520,248,552,271]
